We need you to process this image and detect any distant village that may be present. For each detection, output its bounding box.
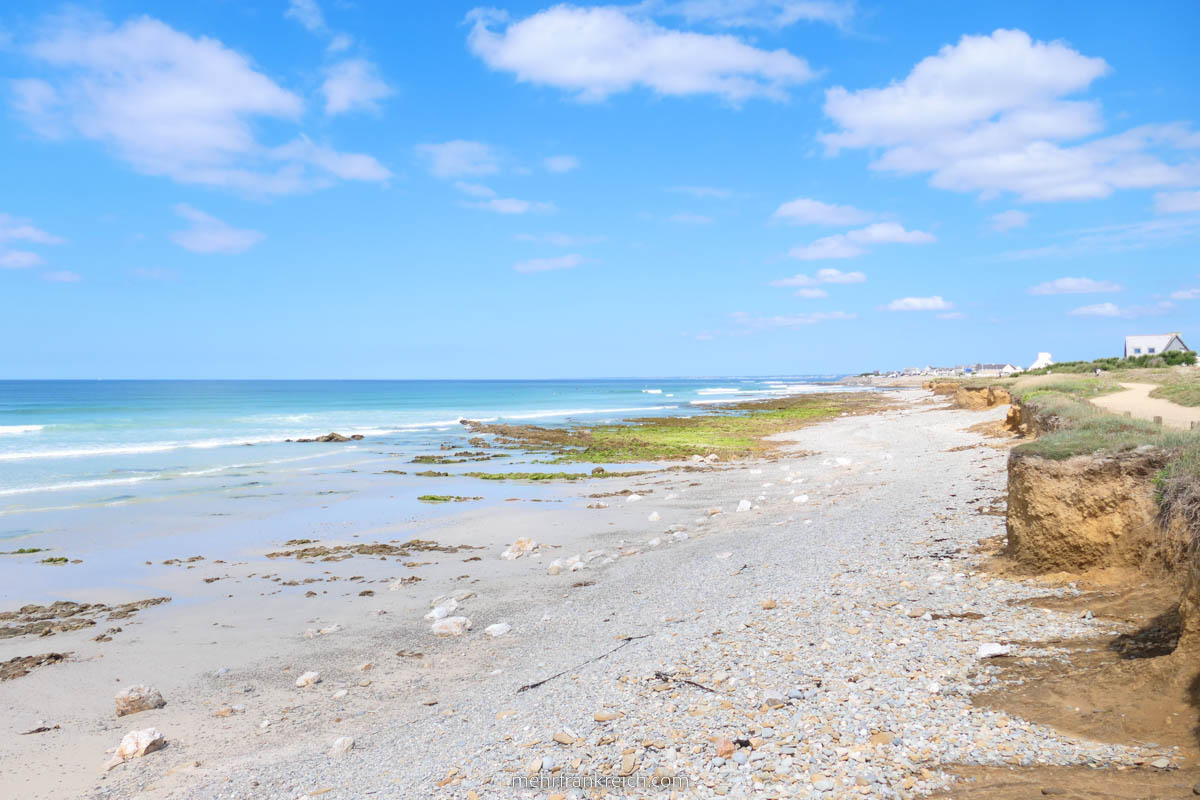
[869,331,1192,378]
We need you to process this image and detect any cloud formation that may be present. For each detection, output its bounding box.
[466,5,815,102]
[543,155,580,173]
[772,197,872,226]
[13,13,389,194]
[322,59,392,115]
[1028,276,1122,295]
[0,212,64,268]
[658,0,855,29]
[169,204,265,254]
[822,29,1200,202]
[514,253,584,273]
[788,222,935,260]
[731,310,855,328]
[884,296,953,311]
[416,141,500,178]
[989,210,1030,231]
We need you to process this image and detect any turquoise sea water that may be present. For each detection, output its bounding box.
[0,378,856,513]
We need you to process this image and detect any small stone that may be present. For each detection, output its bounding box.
[626,494,642,503]
[332,689,349,700]
[295,671,321,688]
[431,616,471,636]
[357,662,373,671]
[593,711,623,722]
[792,494,809,504]
[736,499,752,512]
[976,643,1011,659]
[906,608,927,618]
[553,732,575,745]
[103,728,166,771]
[648,511,660,522]
[1041,789,1066,796]
[618,753,637,776]
[501,537,537,560]
[114,685,166,717]
[328,736,354,757]
[484,622,512,638]
[716,738,734,758]
[731,751,748,765]
[1150,757,1171,769]
[424,600,458,620]
[761,599,777,610]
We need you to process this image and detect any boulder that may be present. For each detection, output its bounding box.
[104,728,166,771]
[114,685,166,717]
[501,538,536,560]
[431,616,471,636]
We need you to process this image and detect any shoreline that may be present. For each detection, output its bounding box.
[0,389,1182,798]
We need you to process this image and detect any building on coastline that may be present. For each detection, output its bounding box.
[1124,332,1189,358]
[1028,352,1053,370]
[972,363,1017,377]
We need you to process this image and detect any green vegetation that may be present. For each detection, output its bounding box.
[1,547,46,555]
[413,470,450,477]
[1157,439,1200,547]
[1021,350,1196,375]
[1149,372,1200,407]
[39,557,68,564]
[417,494,482,503]
[462,393,886,463]
[462,470,646,481]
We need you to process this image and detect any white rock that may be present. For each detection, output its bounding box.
[485,622,512,638]
[431,616,471,636]
[430,590,475,608]
[584,550,605,562]
[792,494,809,504]
[295,671,321,688]
[424,599,458,621]
[705,454,720,463]
[689,454,704,463]
[647,511,660,522]
[547,559,566,576]
[647,537,662,547]
[836,457,853,466]
[976,643,1011,659]
[114,685,166,717]
[328,736,354,757]
[501,537,536,560]
[332,689,349,699]
[625,493,642,503]
[671,531,689,541]
[736,499,752,513]
[715,551,733,560]
[103,728,166,771]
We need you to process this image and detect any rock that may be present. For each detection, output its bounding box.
[707,507,722,516]
[552,731,576,745]
[648,511,660,522]
[114,685,166,717]
[593,710,623,722]
[1041,789,1066,796]
[1192,781,1200,795]
[103,728,166,771]
[587,502,608,509]
[294,432,358,443]
[671,531,689,541]
[501,538,536,560]
[762,689,787,708]
[1150,757,1171,769]
[430,590,475,608]
[731,751,748,765]
[736,499,752,513]
[761,599,777,610]
[716,738,734,758]
[591,466,606,475]
[357,662,373,671]
[329,736,354,757]
[295,671,321,688]
[690,454,704,463]
[792,494,809,504]
[484,622,511,638]
[976,643,1011,659]
[647,537,662,547]
[619,753,637,775]
[705,454,720,463]
[425,600,458,620]
[431,616,471,636]
[715,552,733,560]
[625,494,642,503]
[906,607,928,618]
[812,778,835,792]
[546,559,566,575]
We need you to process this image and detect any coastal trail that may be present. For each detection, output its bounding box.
[1090,382,1200,430]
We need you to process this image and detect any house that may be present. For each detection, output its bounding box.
[1124,332,1189,358]
[1029,352,1053,370]
[973,363,1017,377]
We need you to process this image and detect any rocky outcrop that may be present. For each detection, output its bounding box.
[1004,448,1172,573]
[287,432,364,443]
[953,385,1012,410]
[923,381,960,396]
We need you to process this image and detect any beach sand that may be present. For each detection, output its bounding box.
[0,391,1174,798]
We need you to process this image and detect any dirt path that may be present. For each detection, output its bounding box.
[1090,382,1200,431]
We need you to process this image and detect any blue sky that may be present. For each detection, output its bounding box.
[2,1,1199,378]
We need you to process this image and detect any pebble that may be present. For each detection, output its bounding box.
[328,736,354,757]
[294,671,320,688]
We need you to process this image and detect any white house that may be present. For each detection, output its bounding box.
[1029,352,1053,370]
[1124,332,1190,358]
[973,363,1017,377]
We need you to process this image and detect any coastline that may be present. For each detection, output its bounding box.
[1,388,1184,798]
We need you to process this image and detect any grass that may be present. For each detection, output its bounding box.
[413,470,449,477]
[532,393,883,463]
[1149,372,1200,407]
[461,470,646,481]
[1,547,46,555]
[39,556,68,564]
[417,494,482,503]
[1021,350,1196,375]
[1158,439,1200,550]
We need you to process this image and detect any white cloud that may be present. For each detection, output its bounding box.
[788,222,934,260]
[129,267,177,280]
[327,33,353,53]
[286,0,327,33]
[937,311,965,319]
[793,287,827,298]
[514,253,584,273]
[771,267,865,287]
[884,295,953,311]
[169,204,264,254]
[14,13,389,194]
[989,210,1030,231]
[1170,288,1200,300]
[453,182,553,214]
[772,197,872,226]
[465,5,815,102]
[0,212,64,269]
[822,29,1200,202]
[669,213,714,224]
[995,215,1200,260]
[322,59,392,115]
[659,0,855,29]
[416,140,500,178]
[1028,276,1122,295]
[731,310,855,328]
[1068,301,1172,318]
[1155,191,1200,214]
[543,155,580,173]
[668,185,732,198]
[43,270,82,283]
[515,232,605,246]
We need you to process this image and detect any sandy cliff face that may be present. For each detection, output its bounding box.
[1004,449,1172,574]
[954,385,1012,410]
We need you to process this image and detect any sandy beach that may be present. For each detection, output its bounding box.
[1,389,1183,799]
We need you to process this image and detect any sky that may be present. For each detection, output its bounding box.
[2,0,1199,379]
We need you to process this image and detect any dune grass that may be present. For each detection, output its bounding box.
[1149,372,1200,407]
